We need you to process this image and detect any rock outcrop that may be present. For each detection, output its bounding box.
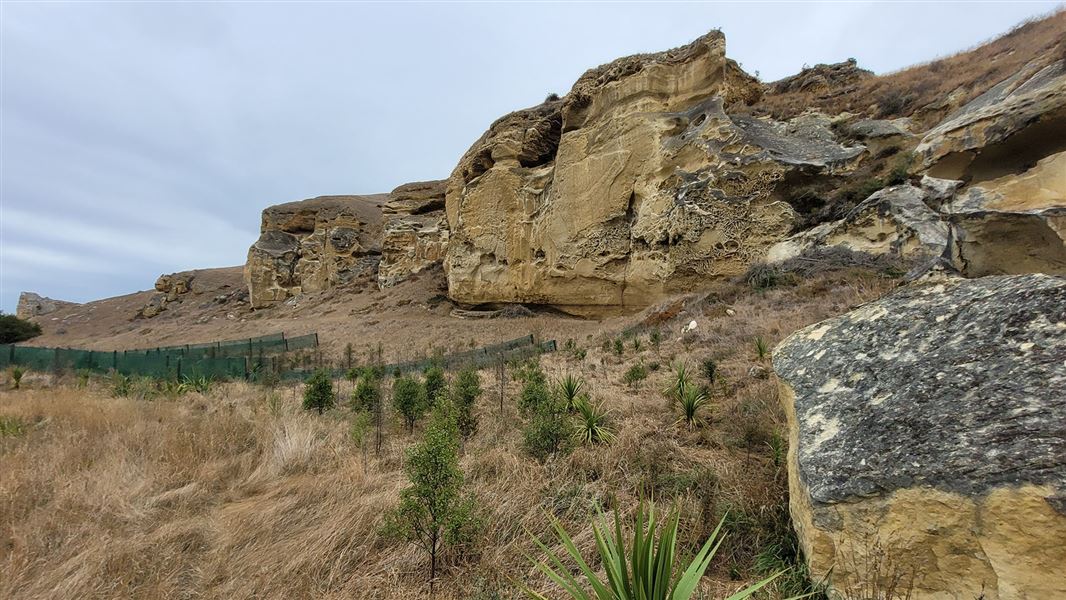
[768,58,873,96]
[246,195,385,308]
[378,180,449,288]
[766,184,948,263]
[773,274,1066,599]
[445,31,865,314]
[16,292,76,320]
[768,56,1066,279]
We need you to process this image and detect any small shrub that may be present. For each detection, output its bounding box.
[631,337,642,352]
[451,366,480,439]
[302,369,335,414]
[351,372,382,412]
[349,410,373,446]
[572,395,614,445]
[519,378,552,416]
[0,314,42,344]
[383,399,480,593]
[393,375,429,433]
[745,263,796,290]
[650,329,662,348]
[523,399,572,462]
[422,365,446,406]
[612,338,625,357]
[623,363,648,388]
[701,358,717,384]
[75,369,91,388]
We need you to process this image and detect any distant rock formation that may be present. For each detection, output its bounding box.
[378,180,448,288]
[768,58,873,96]
[16,292,76,319]
[443,31,866,314]
[774,274,1066,599]
[246,195,385,308]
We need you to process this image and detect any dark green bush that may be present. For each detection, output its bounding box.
[0,314,42,344]
[393,375,428,433]
[302,369,335,414]
[451,366,480,439]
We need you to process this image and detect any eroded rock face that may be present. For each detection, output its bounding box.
[16,292,76,319]
[773,274,1066,599]
[767,185,948,263]
[246,195,384,308]
[768,58,873,96]
[445,31,864,313]
[378,180,449,288]
[918,58,1066,180]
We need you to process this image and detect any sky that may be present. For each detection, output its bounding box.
[1,1,1061,313]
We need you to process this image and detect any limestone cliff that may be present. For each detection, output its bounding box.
[444,31,866,314]
[378,180,448,288]
[246,194,385,308]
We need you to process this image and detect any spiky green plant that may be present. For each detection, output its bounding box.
[556,374,585,412]
[632,337,643,352]
[754,337,769,361]
[613,338,625,357]
[572,395,614,445]
[663,363,690,403]
[10,367,24,390]
[525,500,786,600]
[677,385,709,428]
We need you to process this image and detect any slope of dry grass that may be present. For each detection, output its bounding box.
[1,267,900,599]
[756,9,1066,124]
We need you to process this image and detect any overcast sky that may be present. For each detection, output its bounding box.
[1,1,1060,312]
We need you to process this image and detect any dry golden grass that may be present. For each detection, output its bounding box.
[757,9,1066,123]
[1,269,899,599]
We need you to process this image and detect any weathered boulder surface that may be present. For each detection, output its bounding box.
[445,31,865,313]
[773,274,1066,599]
[378,180,449,288]
[246,194,385,308]
[16,292,76,320]
[767,184,948,263]
[918,58,1066,180]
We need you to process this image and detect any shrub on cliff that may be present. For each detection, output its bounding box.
[0,314,42,344]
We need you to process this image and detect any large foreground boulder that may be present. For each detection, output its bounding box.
[773,274,1066,599]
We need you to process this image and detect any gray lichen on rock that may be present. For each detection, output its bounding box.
[774,274,1066,505]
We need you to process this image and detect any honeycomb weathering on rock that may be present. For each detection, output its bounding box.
[245,195,385,308]
[443,31,864,313]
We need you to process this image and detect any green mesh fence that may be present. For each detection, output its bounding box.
[1,331,316,381]
[280,335,555,381]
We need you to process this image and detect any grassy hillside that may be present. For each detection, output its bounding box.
[0,257,901,599]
